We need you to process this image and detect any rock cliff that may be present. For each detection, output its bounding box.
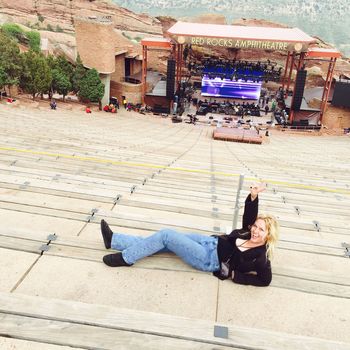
[0,0,163,34]
[0,0,349,79]
[0,0,164,62]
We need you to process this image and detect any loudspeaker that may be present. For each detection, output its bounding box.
[332,81,350,108]
[153,104,170,114]
[292,69,307,111]
[193,81,202,89]
[166,59,176,99]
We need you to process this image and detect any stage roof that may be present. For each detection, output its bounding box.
[167,22,319,52]
[141,37,172,48]
[168,22,315,43]
[307,47,342,58]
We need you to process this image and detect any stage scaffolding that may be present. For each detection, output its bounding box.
[142,22,341,124]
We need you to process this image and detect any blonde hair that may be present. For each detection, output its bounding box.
[256,214,280,260]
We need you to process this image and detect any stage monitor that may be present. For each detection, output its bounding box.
[201,76,261,100]
[332,81,350,108]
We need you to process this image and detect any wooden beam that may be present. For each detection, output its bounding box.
[0,292,349,350]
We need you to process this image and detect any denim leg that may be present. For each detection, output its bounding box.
[111,233,170,253]
[111,233,144,251]
[185,233,214,244]
[122,228,219,272]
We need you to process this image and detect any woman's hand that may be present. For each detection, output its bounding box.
[250,182,266,201]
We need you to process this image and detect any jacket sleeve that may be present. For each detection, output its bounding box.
[232,256,272,287]
[242,194,259,230]
[225,229,250,243]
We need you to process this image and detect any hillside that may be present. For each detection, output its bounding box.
[0,0,163,35]
[113,0,350,57]
[0,0,164,63]
[114,0,349,18]
[0,0,349,79]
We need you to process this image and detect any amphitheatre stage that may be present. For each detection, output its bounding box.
[0,102,349,349]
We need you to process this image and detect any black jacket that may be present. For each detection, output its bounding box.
[213,194,272,287]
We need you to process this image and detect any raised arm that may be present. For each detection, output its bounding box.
[242,183,266,230]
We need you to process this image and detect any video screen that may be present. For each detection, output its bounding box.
[201,76,261,100]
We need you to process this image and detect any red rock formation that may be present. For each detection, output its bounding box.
[180,14,227,25]
[1,1,349,87]
[0,0,163,35]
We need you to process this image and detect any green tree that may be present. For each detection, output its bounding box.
[20,51,52,100]
[36,55,52,98]
[26,31,41,52]
[46,54,58,99]
[52,69,71,101]
[72,54,86,94]
[0,66,6,99]
[79,68,104,110]
[46,54,56,70]
[56,55,74,83]
[0,30,21,95]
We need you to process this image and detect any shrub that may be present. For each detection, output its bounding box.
[38,14,45,23]
[122,32,132,40]
[46,23,54,32]
[56,25,64,33]
[1,23,24,41]
[31,22,41,30]
[27,31,41,52]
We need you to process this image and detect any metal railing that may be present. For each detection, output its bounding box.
[232,174,245,230]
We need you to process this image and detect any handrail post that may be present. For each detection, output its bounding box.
[232,174,245,230]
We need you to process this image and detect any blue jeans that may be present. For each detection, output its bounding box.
[111,228,220,272]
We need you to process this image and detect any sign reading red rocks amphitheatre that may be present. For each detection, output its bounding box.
[179,36,307,52]
[168,22,315,53]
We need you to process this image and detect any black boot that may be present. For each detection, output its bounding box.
[100,219,113,249]
[103,252,132,267]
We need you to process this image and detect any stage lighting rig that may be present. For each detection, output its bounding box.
[188,57,283,83]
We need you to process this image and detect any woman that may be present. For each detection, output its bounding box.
[100,184,279,287]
